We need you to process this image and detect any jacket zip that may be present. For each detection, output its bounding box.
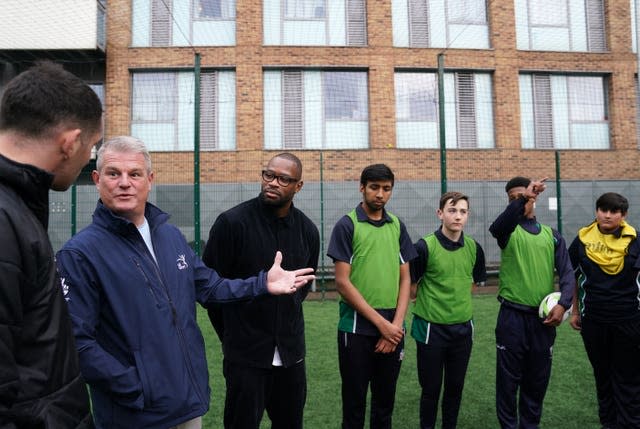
[137,237,206,406]
[133,259,160,307]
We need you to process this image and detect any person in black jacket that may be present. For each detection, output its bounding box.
[568,192,640,428]
[0,62,103,428]
[203,153,320,429]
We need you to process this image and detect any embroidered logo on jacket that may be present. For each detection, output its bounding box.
[60,277,70,302]
[177,255,188,270]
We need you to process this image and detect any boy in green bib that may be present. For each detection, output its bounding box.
[410,192,486,429]
[490,176,573,429]
[328,164,417,429]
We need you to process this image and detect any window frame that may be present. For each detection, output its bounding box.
[401,0,489,48]
[130,69,235,152]
[264,69,369,149]
[283,0,327,20]
[192,0,236,21]
[394,70,494,149]
[520,72,610,149]
[517,0,606,52]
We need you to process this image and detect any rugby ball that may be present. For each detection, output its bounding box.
[538,292,572,321]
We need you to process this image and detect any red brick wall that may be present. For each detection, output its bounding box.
[105,0,640,183]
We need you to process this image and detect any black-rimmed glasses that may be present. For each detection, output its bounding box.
[262,170,299,187]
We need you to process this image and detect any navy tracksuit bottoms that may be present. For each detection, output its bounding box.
[337,331,403,429]
[495,304,556,429]
[581,317,640,429]
[416,322,473,429]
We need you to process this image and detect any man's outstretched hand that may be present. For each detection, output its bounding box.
[266,251,316,295]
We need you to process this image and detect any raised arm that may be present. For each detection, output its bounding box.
[489,198,527,248]
[194,250,315,305]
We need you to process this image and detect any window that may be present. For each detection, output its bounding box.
[285,0,325,18]
[323,71,368,120]
[448,0,486,24]
[132,0,236,46]
[264,70,369,149]
[89,84,106,155]
[394,71,494,149]
[264,0,366,46]
[131,70,236,151]
[392,0,489,48]
[515,0,605,51]
[89,84,105,108]
[519,73,609,149]
[195,0,235,19]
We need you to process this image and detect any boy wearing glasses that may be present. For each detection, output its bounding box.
[203,153,320,429]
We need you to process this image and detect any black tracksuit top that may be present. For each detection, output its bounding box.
[203,196,320,368]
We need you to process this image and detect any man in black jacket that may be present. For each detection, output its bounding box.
[0,62,103,428]
[203,153,320,429]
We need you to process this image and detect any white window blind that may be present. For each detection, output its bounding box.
[283,70,304,149]
[200,72,218,150]
[151,0,172,46]
[585,0,606,52]
[346,0,367,46]
[455,72,477,148]
[408,0,429,47]
[532,74,554,149]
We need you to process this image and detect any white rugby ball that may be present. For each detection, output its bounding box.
[538,292,572,321]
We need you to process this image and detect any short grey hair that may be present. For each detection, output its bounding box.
[96,136,152,174]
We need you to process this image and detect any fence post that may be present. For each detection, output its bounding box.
[193,53,201,256]
[319,151,326,300]
[555,151,563,236]
[438,53,447,195]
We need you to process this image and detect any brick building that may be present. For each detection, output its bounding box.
[3,0,640,258]
[104,0,640,184]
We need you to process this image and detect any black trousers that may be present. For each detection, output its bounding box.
[222,358,306,429]
[581,317,640,429]
[337,331,403,429]
[416,323,473,429]
[495,305,556,429]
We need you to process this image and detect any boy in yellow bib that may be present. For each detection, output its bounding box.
[568,192,640,429]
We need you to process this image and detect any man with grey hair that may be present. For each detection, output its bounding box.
[56,136,315,429]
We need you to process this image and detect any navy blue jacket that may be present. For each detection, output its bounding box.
[569,230,640,322]
[56,201,270,429]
